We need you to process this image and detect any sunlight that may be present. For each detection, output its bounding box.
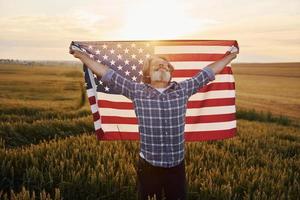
[117,0,207,40]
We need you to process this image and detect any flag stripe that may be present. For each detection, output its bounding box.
[101,113,235,124]
[172,67,232,77]
[97,97,235,110]
[154,45,233,54]
[96,128,236,141]
[97,90,236,103]
[99,105,236,117]
[157,53,225,61]
[153,40,238,46]
[100,120,236,132]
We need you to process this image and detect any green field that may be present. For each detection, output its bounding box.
[0,62,299,200]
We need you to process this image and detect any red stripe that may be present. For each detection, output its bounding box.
[153,40,238,47]
[172,66,232,77]
[78,40,238,47]
[99,100,134,109]
[187,97,235,108]
[199,82,235,92]
[185,113,236,123]
[156,53,225,61]
[184,128,236,141]
[99,96,235,110]
[92,112,100,121]
[101,113,235,124]
[88,96,96,105]
[95,128,236,141]
[101,116,138,124]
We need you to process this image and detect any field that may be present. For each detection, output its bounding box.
[0,62,299,200]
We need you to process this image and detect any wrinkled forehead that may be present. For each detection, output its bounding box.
[150,57,169,66]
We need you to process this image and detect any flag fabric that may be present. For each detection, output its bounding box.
[70,40,239,141]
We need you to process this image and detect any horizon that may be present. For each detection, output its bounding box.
[1,0,300,62]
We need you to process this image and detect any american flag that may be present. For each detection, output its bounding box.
[70,40,239,141]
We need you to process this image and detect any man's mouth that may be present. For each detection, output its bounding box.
[156,67,168,71]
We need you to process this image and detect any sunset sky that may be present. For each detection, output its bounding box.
[0,0,299,62]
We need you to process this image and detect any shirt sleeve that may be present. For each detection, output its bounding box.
[101,69,138,100]
[178,66,215,98]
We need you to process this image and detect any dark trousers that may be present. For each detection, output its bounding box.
[136,156,187,200]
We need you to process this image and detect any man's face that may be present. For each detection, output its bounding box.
[149,58,172,83]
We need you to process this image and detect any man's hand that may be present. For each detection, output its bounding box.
[228,51,239,61]
[69,46,85,59]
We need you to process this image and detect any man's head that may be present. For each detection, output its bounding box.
[142,56,174,84]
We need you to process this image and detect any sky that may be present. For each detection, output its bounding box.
[0,0,299,62]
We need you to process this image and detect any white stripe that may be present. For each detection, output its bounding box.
[87,88,95,98]
[185,120,236,132]
[189,90,236,101]
[99,105,235,118]
[187,105,236,116]
[97,90,236,103]
[171,61,231,70]
[101,120,236,132]
[154,45,231,54]
[172,74,235,82]
[91,104,98,113]
[94,120,101,130]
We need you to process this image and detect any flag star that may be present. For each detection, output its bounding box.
[138,59,144,64]
[138,70,143,75]
[132,76,137,81]
[124,48,129,53]
[89,54,94,58]
[145,53,151,58]
[102,44,107,49]
[103,55,108,60]
[131,43,136,48]
[131,54,137,59]
[110,49,115,54]
[117,44,122,48]
[99,80,103,85]
[96,59,101,63]
[88,45,93,49]
[95,49,100,54]
[117,54,123,60]
[131,65,137,70]
[117,65,123,70]
[140,81,143,84]
[138,48,144,53]
[110,60,116,65]
[124,60,130,65]
[125,70,130,76]
[104,86,110,91]
[82,49,87,52]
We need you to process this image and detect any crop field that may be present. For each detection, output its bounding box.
[0,62,299,200]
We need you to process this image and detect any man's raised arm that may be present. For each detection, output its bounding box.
[206,51,239,75]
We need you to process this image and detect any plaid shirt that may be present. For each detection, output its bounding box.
[101,67,215,168]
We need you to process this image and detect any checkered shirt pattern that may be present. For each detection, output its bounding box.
[101,66,215,167]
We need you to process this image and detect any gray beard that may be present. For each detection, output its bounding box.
[151,70,171,83]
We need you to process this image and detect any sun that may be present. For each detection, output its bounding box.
[116,0,203,40]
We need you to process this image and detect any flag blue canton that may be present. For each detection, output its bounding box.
[81,42,154,94]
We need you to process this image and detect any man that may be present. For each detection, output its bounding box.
[70,45,238,200]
